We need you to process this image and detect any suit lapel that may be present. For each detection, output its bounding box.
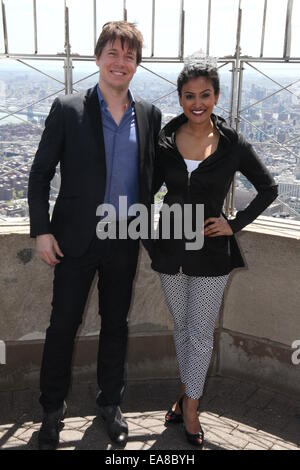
[84,85,106,179]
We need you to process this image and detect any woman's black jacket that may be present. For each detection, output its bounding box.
[150,113,278,277]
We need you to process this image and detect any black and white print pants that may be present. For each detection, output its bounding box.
[159,272,230,400]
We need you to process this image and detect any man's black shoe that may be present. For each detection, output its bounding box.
[98,403,128,446]
[38,401,67,450]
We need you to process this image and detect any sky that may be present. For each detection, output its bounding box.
[0,0,300,60]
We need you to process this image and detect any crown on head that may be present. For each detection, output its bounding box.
[184,49,218,70]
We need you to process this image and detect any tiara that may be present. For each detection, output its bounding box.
[184,49,218,70]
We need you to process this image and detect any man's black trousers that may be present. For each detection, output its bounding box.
[39,233,140,412]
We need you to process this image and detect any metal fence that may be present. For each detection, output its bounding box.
[0,0,299,223]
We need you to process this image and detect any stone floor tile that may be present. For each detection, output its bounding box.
[60,429,84,443]
[205,429,248,450]
[279,418,300,445]
[243,406,290,432]
[244,442,269,450]
[205,395,249,418]
[217,415,241,429]
[200,412,237,432]
[12,426,37,441]
[1,437,28,449]
[204,433,240,450]
[245,388,275,409]
[58,446,76,450]
[63,417,89,430]
[230,428,273,449]
[257,429,283,440]
[270,443,300,450]
[123,440,150,451]
[265,395,300,417]
[234,422,258,433]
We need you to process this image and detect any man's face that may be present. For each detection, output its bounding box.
[96,38,138,91]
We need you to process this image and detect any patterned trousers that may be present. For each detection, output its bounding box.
[159,272,230,400]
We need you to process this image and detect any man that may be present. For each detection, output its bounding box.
[28,21,161,449]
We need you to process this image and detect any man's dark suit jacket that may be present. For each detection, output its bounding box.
[28,85,162,257]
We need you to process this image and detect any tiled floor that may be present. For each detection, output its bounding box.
[0,376,299,450]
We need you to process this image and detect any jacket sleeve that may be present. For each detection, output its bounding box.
[27,97,64,237]
[228,136,278,233]
[152,148,165,196]
[153,106,162,143]
[141,104,162,259]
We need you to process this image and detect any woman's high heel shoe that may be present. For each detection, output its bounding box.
[178,396,204,448]
[165,401,184,425]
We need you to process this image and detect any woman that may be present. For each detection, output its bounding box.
[151,61,278,448]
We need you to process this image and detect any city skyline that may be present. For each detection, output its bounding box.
[0,0,300,222]
[0,64,300,221]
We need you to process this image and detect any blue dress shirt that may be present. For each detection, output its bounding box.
[97,84,139,221]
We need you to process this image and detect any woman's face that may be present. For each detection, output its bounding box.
[179,77,219,124]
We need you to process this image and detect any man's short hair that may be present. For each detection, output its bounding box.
[95,21,144,65]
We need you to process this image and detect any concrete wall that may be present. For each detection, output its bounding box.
[0,218,300,396]
[220,220,300,397]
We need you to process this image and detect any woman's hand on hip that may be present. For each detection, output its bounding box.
[204,215,233,237]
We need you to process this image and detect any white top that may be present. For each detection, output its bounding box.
[184,158,202,175]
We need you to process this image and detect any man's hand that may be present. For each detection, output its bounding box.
[36,234,64,267]
[204,215,233,237]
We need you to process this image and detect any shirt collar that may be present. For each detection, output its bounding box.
[97,84,135,110]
